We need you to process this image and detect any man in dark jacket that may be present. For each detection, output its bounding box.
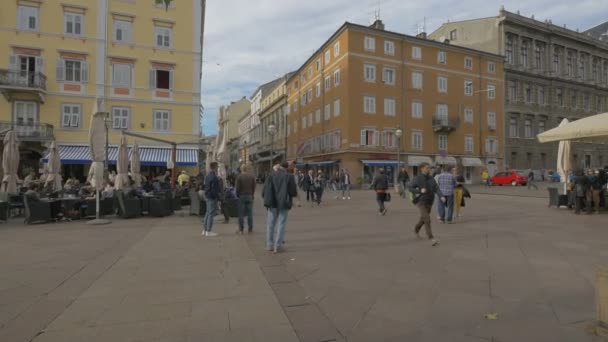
[397,167,410,198]
[409,162,443,246]
[202,162,222,237]
[372,168,390,215]
[263,162,298,253]
[573,169,590,214]
[236,164,256,234]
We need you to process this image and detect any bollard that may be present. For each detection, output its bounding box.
[597,267,608,337]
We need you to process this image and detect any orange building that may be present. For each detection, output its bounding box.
[285,21,505,185]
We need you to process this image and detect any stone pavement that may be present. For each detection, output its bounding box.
[0,187,607,342]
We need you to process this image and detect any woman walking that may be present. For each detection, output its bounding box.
[372,168,389,215]
[304,169,315,204]
[314,170,325,205]
[453,168,466,219]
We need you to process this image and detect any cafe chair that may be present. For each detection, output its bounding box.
[116,191,141,219]
[23,196,52,224]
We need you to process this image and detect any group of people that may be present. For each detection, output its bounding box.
[569,168,608,214]
[295,169,353,205]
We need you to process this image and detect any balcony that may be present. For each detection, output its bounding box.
[0,70,47,103]
[0,121,54,142]
[432,116,460,133]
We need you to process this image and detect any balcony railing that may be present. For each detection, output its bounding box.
[0,121,54,141]
[0,70,47,91]
[432,116,460,133]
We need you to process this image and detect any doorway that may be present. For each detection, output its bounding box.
[464,166,473,184]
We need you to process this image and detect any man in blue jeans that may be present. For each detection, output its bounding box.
[202,162,222,237]
[235,164,256,234]
[436,166,456,224]
[263,161,298,253]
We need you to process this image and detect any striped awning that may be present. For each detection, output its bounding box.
[44,145,198,166]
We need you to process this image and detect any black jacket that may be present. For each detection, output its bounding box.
[397,171,410,183]
[409,173,442,205]
[372,174,389,191]
[263,170,298,210]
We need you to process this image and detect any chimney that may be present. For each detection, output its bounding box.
[417,32,427,39]
[370,19,385,30]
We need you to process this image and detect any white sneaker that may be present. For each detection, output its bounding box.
[206,231,218,237]
[348,197,351,200]
[342,197,346,200]
[201,231,206,236]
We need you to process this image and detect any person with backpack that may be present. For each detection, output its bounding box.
[573,168,590,215]
[409,162,443,246]
[371,168,390,215]
[263,162,298,253]
[202,162,222,237]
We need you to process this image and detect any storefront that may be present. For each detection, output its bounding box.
[296,160,339,176]
[407,156,434,177]
[360,160,404,185]
[461,157,484,184]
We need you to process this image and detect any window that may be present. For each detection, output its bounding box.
[324,76,331,91]
[464,57,473,70]
[464,108,473,123]
[294,121,298,132]
[17,6,39,31]
[464,80,473,96]
[61,104,81,128]
[112,107,130,129]
[315,82,321,97]
[286,104,290,115]
[383,67,395,85]
[333,99,340,117]
[324,104,331,121]
[553,48,561,73]
[150,69,173,90]
[538,86,545,105]
[538,120,546,133]
[153,110,170,131]
[364,36,376,51]
[412,72,423,89]
[509,118,518,138]
[57,59,88,83]
[325,50,331,65]
[579,55,586,80]
[316,59,321,71]
[488,62,496,73]
[592,59,599,81]
[571,91,577,108]
[487,85,496,99]
[437,76,448,93]
[154,0,175,8]
[556,88,564,107]
[308,112,312,127]
[521,41,529,68]
[436,104,448,123]
[334,69,341,86]
[535,43,543,70]
[412,46,422,60]
[155,26,172,47]
[411,131,423,150]
[507,81,516,102]
[384,98,396,116]
[364,64,376,82]
[361,129,378,146]
[486,137,498,154]
[487,112,496,130]
[411,101,422,118]
[438,134,448,150]
[308,68,312,78]
[334,42,340,57]
[567,52,574,77]
[300,94,306,106]
[114,20,132,42]
[506,36,513,64]
[524,84,531,103]
[450,29,457,40]
[64,13,83,36]
[584,93,591,111]
[315,109,321,124]
[294,101,298,111]
[364,96,376,114]
[465,136,474,152]
[438,51,447,64]
[524,119,532,138]
[307,89,313,103]
[384,40,395,55]
[382,131,396,148]
[301,116,306,129]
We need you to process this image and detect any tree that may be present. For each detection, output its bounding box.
[155,0,172,10]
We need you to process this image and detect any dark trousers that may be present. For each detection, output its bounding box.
[315,187,323,204]
[306,189,315,202]
[415,203,434,239]
[238,195,253,231]
[220,200,229,221]
[376,193,386,211]
[574,196,586,214]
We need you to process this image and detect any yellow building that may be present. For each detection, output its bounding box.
[0,0,205,179]
[286,21,505,185]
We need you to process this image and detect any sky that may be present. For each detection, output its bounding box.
[200,0,607,135]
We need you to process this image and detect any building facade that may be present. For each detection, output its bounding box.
[285,21,505,185]
[0,0,205,179]
[430,9,608,171]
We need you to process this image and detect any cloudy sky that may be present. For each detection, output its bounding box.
[201,0,605,135]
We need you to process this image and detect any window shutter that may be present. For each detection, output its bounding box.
[169,70,174,90]
[9,55,17,71]
[35,57,44,74]
[17,7,25,29]
[113,113,120,128]
[149,70,156,89]
[73,112,80,127]
[62,106,70,127]
[81,62,88,82]
[56,60,64,81]
[360,130,366,145]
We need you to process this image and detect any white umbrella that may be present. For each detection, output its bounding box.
[2,131,19,193]
[114,135,129,190]
[130,142,142,188]
[44,141,62,191]
[537,112,608,143]
[88,102,106,191]
[555,119,571,194]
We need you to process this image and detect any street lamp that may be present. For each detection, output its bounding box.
[268,123,277,172]
[395,127,403,184]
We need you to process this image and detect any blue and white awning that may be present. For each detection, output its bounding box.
[43,145,198,166]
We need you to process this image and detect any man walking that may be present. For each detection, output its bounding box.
[409,162,443,246]
[397,166,410,198]
[436,166,456,224]
[202,162,222,237]
[263,162,298,253]
[340,169,352,200]
[235,164,256,234]
[372,168,390,215]
[527,169,538,190]
[304,169,316,204]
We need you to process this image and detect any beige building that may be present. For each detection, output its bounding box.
[286,20,505,185]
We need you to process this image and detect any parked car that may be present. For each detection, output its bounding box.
[489,171,528,186]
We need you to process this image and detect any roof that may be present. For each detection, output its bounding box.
[584,21,608,42]
[249,72,294,100]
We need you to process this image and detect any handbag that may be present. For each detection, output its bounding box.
[385,192,391,202]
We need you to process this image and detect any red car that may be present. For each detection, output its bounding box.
[489,171,528,186]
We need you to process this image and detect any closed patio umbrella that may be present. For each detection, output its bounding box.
[114,135,129,190]
[130,142,142,188]
[44,141,62,191]
[88,102,106,191]
[2,131,19,193]
[555,119,571,194]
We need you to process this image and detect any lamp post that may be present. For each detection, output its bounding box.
[395,127,403,184]
[268,123,277,173]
